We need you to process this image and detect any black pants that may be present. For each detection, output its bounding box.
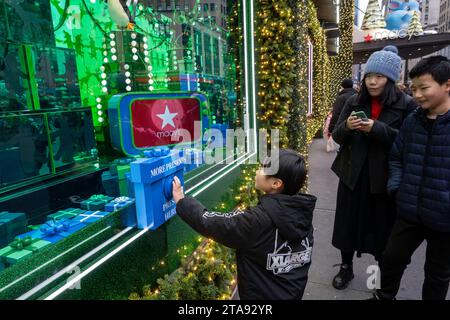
[377,217,450,300]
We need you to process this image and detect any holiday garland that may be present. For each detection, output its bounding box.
[306,0,332,144]
[330,0,354,100]
[229,1,244,128]
[129,238,237,300]
[286,0,309,155]
[257,0,298,148]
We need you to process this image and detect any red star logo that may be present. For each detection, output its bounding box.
[364,34,373,42]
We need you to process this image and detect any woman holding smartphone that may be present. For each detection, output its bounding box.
[330,46,418,290]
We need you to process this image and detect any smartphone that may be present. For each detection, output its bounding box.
[351,110,369,121]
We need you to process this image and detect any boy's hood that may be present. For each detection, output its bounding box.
[260,193,317,241]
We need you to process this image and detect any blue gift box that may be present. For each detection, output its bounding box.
[70,211,110,225]
[126,173,134,198]
[104,197,136,228]
[104,197,135,212]
[17,219,86,244]
[130,147,185,229]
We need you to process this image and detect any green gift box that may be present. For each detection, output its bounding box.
[80,199,105,211]
[6,250,33,264]
[0,237,51,265]
[89,194,114,204]
[116,165,130,180]
[81,195,114,210]
[9,237,51,252]
[27,239,51,252]
[0,245,15,263]
[47,208,85,221]
[116,166,130,196]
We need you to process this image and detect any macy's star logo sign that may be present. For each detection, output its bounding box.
[156,105,178,129]
[364,34,373,42]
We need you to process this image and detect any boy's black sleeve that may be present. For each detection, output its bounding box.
[387,118,409,195]
[176,196,267,250]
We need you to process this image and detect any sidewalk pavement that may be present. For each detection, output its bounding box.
[304,138,450,300]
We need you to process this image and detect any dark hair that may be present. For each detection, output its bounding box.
[341,79,354,89]
[409,56,450,85]
[262,149,307,195]
[357,75,401,107]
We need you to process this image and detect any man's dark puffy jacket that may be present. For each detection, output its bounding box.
[328,88,357,134]
[388,108,450,232]
[176,193,317,300]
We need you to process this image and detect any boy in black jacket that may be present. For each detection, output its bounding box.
[172,149,317,300]
[373,56,450,300]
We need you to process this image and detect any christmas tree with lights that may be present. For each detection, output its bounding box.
[407,11,423,35]
[361,0,386,30]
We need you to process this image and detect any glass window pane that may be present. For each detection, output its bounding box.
[32,47,81,109]
[48,109,96,172]
[0,44,29,112]
[0,0,253,299]
[0,113,51,188]
[0,0,55,47]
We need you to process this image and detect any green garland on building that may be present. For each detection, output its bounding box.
[306,0,332,144]
[330,0,354,100]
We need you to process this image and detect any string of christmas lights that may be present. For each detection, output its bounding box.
[330,0,354,101]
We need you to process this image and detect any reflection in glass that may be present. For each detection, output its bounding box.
[0,44,28,112]
[32,47,81,109]
[0,114,50,187]
[0,109,97,190]
[0,0,55,47]
[48,110,96,172]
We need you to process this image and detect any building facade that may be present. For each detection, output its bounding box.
[438,0,450,58]
[422,0,440,30]
[439,0,450,32]
[147,0,228,78]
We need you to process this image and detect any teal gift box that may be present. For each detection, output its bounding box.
[47,208,86,221]
[0,237,51,265]
[0,211,28,247]
[80,195,114,211]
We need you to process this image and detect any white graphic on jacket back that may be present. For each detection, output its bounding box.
[266,229,312,275]
[203,209,244,219]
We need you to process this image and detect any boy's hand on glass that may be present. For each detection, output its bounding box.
[358,119,374,133]
[172,176,185,204]
[346,115,363,130]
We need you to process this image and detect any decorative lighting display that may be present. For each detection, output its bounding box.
[330,0,354,104]
[40,0,355,300]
